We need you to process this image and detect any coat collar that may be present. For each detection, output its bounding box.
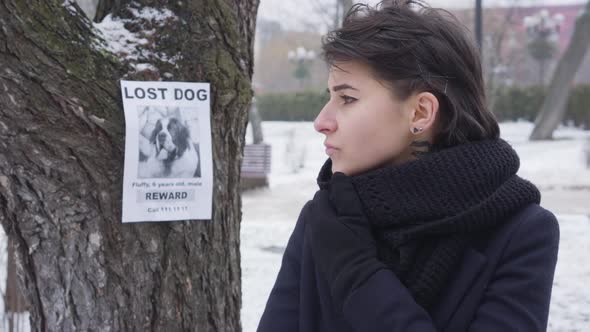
[316,158,333,191]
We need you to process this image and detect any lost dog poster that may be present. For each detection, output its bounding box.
[120,80,212,222]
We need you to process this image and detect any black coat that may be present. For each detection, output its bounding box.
[257,201,559,331]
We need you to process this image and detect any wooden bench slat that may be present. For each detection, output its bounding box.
[241,143,271,178]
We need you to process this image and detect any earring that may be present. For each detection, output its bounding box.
[412,127,423,134]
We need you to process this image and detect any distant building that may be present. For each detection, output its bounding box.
[255,19,284,55]
[254,3,588,94]
[253,23,327,94]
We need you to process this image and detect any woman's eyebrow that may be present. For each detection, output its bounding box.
[326,84,359,93]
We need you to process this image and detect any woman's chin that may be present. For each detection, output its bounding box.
[332,160,395,177]
[330,162,347,175]
[331,163,363,176]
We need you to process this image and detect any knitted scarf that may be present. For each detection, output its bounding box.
[316,138,540,312]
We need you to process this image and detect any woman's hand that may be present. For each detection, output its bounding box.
[307,172,387,312]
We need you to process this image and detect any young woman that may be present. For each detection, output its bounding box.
[257,1,559,331]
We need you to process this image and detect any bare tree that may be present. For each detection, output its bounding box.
[0,0,258,330]
[249,98,264,144]
[311,0,354,30]
[530,1,590,140]
[338,0,354,26]
[481,2,521,112]
[311,0,339,29]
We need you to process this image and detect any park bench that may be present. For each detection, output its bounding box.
[240,143,271,190]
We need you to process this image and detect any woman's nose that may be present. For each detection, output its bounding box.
[314,105,337,134]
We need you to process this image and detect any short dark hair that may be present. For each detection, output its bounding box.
[321,0,499,148]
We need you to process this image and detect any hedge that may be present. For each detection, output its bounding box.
[257,91,328,121]
[565,85,590,128]
[257,85,590,128]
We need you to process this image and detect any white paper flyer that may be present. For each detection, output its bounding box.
[120,80,212,223]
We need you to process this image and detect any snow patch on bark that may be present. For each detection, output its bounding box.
[91,5,180,73]
[89,233,101,248]
[127,6,176,24]
[92,14,149,61]
[61,0,79,16]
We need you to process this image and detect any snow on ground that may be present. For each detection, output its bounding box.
[241,121,590,332]
[0,232,30,331]
[548,214,590,331]
[0,121,587,330]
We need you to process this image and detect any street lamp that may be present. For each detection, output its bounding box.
[288,46,316,90]
[523,9,564,86]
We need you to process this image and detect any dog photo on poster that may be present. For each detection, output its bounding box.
[120,80,213,223]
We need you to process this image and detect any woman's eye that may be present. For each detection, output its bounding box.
[340,95,357,105]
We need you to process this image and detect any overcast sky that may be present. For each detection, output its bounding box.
[258,0,586,31]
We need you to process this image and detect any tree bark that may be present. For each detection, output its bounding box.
[0,0,258,330]
[529,1,590,140]
[95,0,117,22]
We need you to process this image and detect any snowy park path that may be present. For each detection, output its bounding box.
[241,212,590,332]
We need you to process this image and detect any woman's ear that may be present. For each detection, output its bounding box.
[409,92,439,134]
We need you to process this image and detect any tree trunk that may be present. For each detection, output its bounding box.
[483,4,519,117]
[249,98,264,144]
[0,0,258,331]
[475,0,482,52]
[539,58,545,86]
[341,0,353,14]
[334,0,354,28]
[529,1,590,140]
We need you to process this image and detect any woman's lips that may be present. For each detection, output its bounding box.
[326,148,337,156]
[324,144,338,156]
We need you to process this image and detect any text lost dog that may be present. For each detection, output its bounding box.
[123,87,208,101]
